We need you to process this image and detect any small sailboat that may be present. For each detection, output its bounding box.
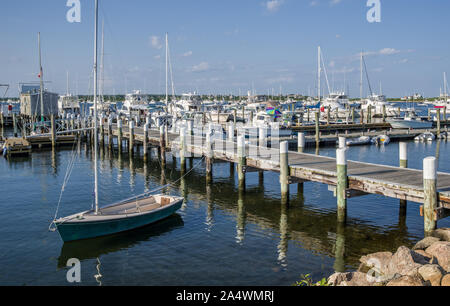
[52,0,183,243]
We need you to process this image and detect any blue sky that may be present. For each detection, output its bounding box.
[1,0,450,98]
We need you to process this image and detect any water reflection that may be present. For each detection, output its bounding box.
[205,184,214,231]
[57,214,184,269]
[333,223,346,273]
[236,190,246,244]
[277,203,288,268]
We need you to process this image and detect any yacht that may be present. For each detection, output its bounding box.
[58,94,80,115]
[118,90,163,117]
[252,111,292,137]
[175,93,203,112]
[387,112,433,129]
[361,94,399,117]
[321,92,348,110]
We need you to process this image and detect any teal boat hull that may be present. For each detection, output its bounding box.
[56,200,183,242]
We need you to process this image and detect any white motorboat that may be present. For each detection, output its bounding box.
[346,136,371,146]
[387,112,433,129]
[415,132,435,142]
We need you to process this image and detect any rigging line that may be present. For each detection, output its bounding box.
[121,155,206,205]
[362,55,373,96]
[320,51,331,95]
[48,139,79,231]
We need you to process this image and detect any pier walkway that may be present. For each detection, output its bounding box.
[113,124,450,213]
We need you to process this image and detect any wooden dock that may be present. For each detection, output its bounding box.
[103,121,450,235]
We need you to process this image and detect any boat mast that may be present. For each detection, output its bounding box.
[165,32,169,107]
[318,46,321,103]
[66,71,70,96]
[100,19,105,105]
[444,72,447,103]
[360,50,363,101]
[93,0,99,214]
[38,32,44,122]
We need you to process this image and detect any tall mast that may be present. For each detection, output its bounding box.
[318,46,321,102]
[100,19,105,104]
[360,50,363,101]
[165,32,168,106]
[66,71,69,96]
[93,0,99,214]
[444,72,447,102]
[38,32,44,122]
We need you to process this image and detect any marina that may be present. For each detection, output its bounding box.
[2,0,450,289]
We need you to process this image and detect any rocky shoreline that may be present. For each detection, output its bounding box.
[328,228,450,286]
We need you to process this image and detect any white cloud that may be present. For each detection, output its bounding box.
[379,48,401,55]
[182,51,193,57]
[310,1,319,7]
[265,0,284,13]
[330,0,342,5]
[191,62,210,72]
[149,36,162,49]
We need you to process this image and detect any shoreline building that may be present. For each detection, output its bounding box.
[19,84,58,118]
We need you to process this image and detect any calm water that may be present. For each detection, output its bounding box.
[0,130,449,286]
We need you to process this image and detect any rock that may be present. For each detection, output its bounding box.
[328,272,350,286]
[418,265,444,286]
[425,241,450,272]
[386,275,425,286]
[441,274,450,286]
[432,228,450,242]
[328,272,381,286]
[359,251,393,282]
[413,237,440,250]
[413,250,438,265]
[387,246,430,277]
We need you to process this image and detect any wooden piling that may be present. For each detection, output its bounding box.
[423,157,437,235]
[160,125,166,167]
[259,127,267,147]
[237,135,246,191]
[399,142,408,168]
[437,109,441,136]
[399,142,408,214]
[143,123,148,161]
[280,141,289,204]
[206,132,213,184]
[298,132,305,153]
[315,111,320,146]
[13,113,17,137]
[51,114,56,148]
[338,136,346,149]
[180,127,186,173]
[117,119,123,152]
[228,123,234,141]
[129,120,135,155]
[336,148,348,223]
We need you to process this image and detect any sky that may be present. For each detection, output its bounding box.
[1,0,450,98]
